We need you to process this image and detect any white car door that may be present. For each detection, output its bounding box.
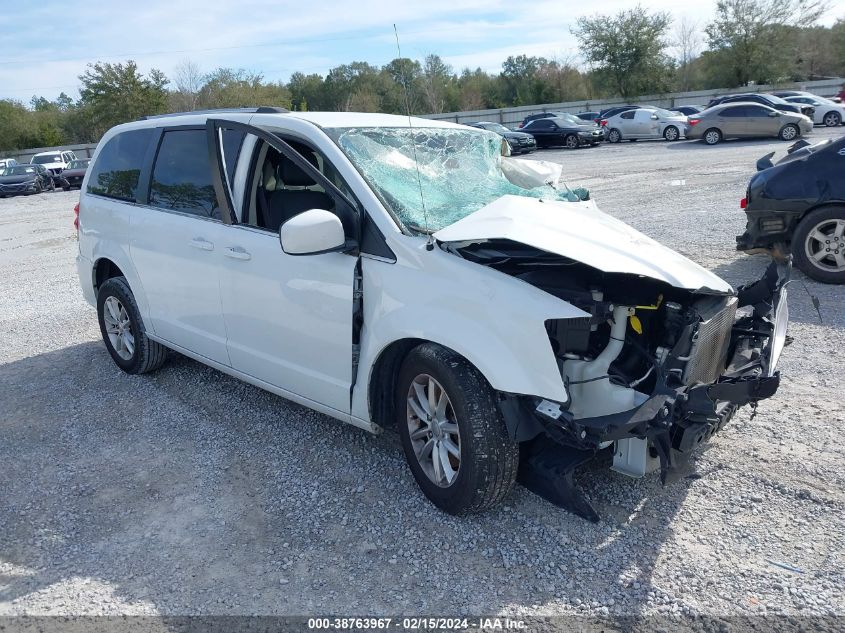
[128,126,231,365]
[208,120,358,414]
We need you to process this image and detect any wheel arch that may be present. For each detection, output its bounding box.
[93,257,126,295]
[795,201,845,231]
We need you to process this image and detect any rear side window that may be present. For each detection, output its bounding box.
[722,106,746,117]
[621,111,635,119]
[87,129,153,202]
[150,129,222,220]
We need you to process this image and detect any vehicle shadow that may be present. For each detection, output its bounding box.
[666,138,790,150]
[0,340,699,616]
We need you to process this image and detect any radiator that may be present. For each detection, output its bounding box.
[684,296,738,386]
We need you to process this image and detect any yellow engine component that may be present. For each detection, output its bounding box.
[629,314,643,335]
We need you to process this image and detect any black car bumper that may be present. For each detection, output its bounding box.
[508,138,537,153]
[0,182,38,196]
[736,208,803,251]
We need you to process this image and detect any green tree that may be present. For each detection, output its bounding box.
[78,61,169,138]
[420,54,453,113]
[198,68,290,110]
[704,0,829,86]
[573,6,674,98]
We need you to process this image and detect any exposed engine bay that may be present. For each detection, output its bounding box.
[445,238,789,521]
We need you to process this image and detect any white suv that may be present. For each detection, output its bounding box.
[30,149,77,175]
[76,107,790,518]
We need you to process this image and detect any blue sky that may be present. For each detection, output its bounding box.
[0,0,841,102]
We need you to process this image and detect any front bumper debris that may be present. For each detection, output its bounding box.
[507,259,791,521]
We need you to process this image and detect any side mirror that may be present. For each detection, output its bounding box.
[280,209,347,256]
[768,111,779,117]
[651,114,659,120]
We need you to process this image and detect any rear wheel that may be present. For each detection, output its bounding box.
[565,134,579,149]
[663,125,680,141]
[607,128,622,143]
[97,276,169,373]
[396,343,519,514]
[823,111,841,127]
[792,207,845,284]
[779,123,799,141]
[703,128,722,145]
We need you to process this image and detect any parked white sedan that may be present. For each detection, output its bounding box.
[605,107,689,143]
[783,95,844,127]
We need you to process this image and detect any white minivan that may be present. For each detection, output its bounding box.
[76,107,789,519]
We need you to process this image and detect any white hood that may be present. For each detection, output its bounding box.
[433,195,733,293]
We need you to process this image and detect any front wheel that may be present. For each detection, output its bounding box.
[779,123,799,141]
[823,111,841,127]
[607,128,622,143]
[703,128,722,145]
[565,134,579,149]
[97,276,169,373]
[396,343,519,514]
[792,207,845,283]
[663,125,680,141]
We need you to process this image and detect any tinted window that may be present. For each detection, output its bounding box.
[621,111,635,119]
[87,128,153,202]
[721,106,747,117]
[526,120,552,130]
[746,106,773,117]
[221,128,245,189]
[150,129,222,220]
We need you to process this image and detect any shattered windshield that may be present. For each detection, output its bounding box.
[327,127,581,231]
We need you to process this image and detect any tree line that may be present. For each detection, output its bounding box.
[1,0,842,153]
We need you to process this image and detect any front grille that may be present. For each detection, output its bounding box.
[684,297,738,385]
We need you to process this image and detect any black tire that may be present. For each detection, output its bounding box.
[396,343,520,514]
[792,206,845,284]
[823,111,841,127]
[62,186,71,192]
[779,123,800,141]
[565,134,579,149]
[607,128,622,143]
[663,125,680,141]
[97,276,168,373]
[703,128,722,145]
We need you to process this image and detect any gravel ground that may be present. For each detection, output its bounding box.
[1,131,844,620]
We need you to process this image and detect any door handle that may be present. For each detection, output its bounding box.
[189,237,214,251]
[224,246,251,261]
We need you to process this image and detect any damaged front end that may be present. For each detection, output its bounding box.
[447,236,790,522]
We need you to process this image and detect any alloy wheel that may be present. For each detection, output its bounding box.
[805,218,845,273]
[704,129,721,145]
[608,130,621,143]
[823,112,841,127]
[103,296,135,360]
[664,126,679,141]
[406,374,461,488]
[781,125,798,140]
[565,135,579,149]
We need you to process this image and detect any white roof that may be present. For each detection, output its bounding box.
[283,111,463,129]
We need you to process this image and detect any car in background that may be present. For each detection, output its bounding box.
[518,111,577,129]
[575,111,601,123]
[30,150,77,176]
[737,136,845,283]
[604,107,688,142]
[672,105,705,117]
[0,164,55,196]
[685,103,813,145]
[522,116,603,148]
[598,105,644,120]
[465,122,536,154]
[61,158,91,189]
[0,158,18,170]
[706,93,814,119]
[782,95,844,127]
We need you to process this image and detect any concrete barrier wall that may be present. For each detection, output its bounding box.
[6,143,99,164]
[420,77,844,127]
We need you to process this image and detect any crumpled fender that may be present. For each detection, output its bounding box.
[351,237,588,424]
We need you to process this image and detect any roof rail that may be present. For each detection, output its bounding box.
[138,106,289,121]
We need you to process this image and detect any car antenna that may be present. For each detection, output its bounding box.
[394,24,434,251]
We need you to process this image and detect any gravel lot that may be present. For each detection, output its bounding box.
[1,131,844,620]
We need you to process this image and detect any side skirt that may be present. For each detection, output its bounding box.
[146,334,380,434]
